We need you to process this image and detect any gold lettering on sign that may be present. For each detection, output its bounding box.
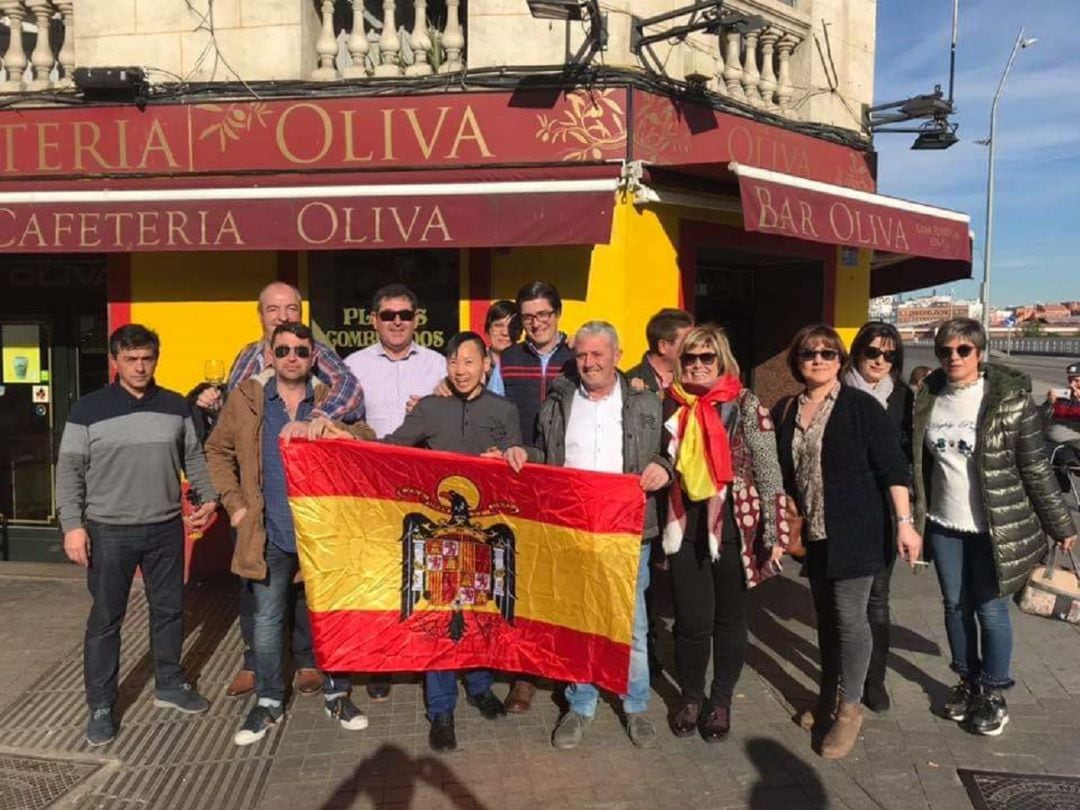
[798,200,818,238]
[215,211,244,245]
[420,206,452,242]
[276,103,333,165]
[138,211,160,246]
[449,106,493,159]
[0,124,28,172]
[342,207,368,244]
[403,107,451,160]
[115,120,132,170]
[73,122,111,171]
[20,213,47,248]
[382,109,396,161]
[104,212,134,244]
[297,201,337,244]
[79,212,101,247]
[340,110,374,163]
[894,220,909,251]
[828,202,854,242]
[53,212,74,244]
[0,208,16,247]
[139,119,180,169]
[36,123,62,171]
[389,207,423,241]
[167,211,191,246]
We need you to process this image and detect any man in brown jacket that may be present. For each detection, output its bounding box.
[206,323,375,746]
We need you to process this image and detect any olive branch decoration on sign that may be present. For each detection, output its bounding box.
[535,89,627,161]
[195,103,274,153]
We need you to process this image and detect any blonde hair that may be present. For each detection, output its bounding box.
[679,324,740,378]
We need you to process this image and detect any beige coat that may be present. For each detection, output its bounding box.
[205,369,374,580]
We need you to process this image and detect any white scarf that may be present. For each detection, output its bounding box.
[843,368,894,409]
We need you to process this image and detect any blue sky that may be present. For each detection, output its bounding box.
[873,0,1080,306]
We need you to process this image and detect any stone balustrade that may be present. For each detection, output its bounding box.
[313,0,465,82]
[1,0,75,91]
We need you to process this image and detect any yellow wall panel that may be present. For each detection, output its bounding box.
[832,247,872,347]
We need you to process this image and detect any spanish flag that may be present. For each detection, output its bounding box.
[281,439,645,694]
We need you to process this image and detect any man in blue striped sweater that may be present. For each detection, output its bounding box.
[57,324,219,747]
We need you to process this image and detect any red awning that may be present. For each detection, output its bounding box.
[731,162,971,263]
[0,175,618,253]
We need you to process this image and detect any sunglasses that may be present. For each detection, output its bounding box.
[798,348,840,362]
[680,351,718,367]
[378,309,415,322]
[273,345,311,359]
[935,344,976,360]
[862,347,898,363]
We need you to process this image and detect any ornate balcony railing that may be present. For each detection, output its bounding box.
[313,0,465,82]
[0,0,75,91]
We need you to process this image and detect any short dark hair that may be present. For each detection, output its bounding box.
[645,308,694,354]
[847,321,905,380]
[271,322,314,346]
[516,280,561,315]
[785,324,847,384]
[372,283,419,314]
[484,300,521,340]
[934,317,986,353]
[445,331,487,358]
[109,324,160,358]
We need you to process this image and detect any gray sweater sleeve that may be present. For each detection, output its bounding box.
[56,421,90,533]
[182,415,219,503]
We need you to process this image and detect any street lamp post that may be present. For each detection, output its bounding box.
[979,28,1037,330]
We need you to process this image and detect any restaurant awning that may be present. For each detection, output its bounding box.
[0,174,619,253]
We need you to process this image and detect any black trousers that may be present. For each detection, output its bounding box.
[84,518,186,709]
[669,535,748,708]
[865,556,895,690]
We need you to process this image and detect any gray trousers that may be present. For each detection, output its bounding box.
[809,572,875,705]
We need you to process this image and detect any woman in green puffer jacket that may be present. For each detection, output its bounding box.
[913,318,1077,739]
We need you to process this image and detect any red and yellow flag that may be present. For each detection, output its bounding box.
[281,439,645,694]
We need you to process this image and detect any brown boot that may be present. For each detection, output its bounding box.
[226,669,255,698]
[293,668,324,696]
[504,680,536,714]
[820,701,863,759]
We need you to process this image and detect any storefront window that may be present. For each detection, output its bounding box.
[309,250,460,359]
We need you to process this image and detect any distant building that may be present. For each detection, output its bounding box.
[896,296,978,327]
[868,296,896,323]
[1013,303,1072,323]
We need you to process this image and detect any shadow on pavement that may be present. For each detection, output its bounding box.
[745,737,827,808]
[317,743,491,810]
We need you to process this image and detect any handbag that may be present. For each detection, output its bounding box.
[778,396,806,558]
[1019,544,1080,624]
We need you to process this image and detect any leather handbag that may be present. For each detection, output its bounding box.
[778,396,806,558]
[1019,544,1080,624]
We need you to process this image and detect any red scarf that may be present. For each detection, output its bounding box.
[667,374,743,500]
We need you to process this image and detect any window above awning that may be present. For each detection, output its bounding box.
[730,162,971,262]
[0,174,619,253]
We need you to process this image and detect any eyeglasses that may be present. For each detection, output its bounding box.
[520,310,556,325]
[378,309,415,323]
[273,345,312,359]
[798,348,840,362]
[935,344,976,360]
[680,351,718,368]
[862,347,898,363]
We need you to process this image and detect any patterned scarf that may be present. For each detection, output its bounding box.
[667,375,743,501]
[842,367,893,409]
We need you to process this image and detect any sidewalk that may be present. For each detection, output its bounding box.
[0,542,1078,810]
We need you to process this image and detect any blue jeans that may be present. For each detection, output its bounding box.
[425,669,494,720]
[84,518,186,709]
[927,522,1014,689]
[567,543,651,717]
[250,543,350,704]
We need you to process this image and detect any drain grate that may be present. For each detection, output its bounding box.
[958,768,1080,810]
[0,753,103,810]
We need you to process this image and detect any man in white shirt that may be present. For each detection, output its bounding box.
[344,282,445,701]
[345,283,446,439]
[504,321,672,749]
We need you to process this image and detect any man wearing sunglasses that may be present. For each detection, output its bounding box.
[211,281,365,704]
[207,323,376,747]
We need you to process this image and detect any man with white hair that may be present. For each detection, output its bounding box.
[197,280,364,700]
[504,321,672,749]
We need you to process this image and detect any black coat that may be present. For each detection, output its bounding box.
[772,385,911,580]
[885,382,914,464]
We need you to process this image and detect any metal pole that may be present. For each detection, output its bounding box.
[947,0,959,105]
[981,28,1028,331]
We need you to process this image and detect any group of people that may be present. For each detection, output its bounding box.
[57,278,1077,762]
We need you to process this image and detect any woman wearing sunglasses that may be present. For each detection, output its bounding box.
[662,325,790,742]
[772,325,919,759]
[913,318,1077,736]
[842,322,913,714]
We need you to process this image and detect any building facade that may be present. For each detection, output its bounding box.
[0,0,972,560]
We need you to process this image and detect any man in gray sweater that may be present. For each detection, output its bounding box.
[56,324,218,747]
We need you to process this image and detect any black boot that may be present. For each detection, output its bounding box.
[863,622,891,713]
[429,713,457,752]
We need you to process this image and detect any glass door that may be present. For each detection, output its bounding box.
[0,317,56,525]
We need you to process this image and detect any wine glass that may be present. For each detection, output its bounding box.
[204,359,226,386]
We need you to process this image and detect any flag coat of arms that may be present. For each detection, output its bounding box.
[282,439,646,694]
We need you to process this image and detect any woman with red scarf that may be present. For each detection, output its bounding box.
[663,325,792,742]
